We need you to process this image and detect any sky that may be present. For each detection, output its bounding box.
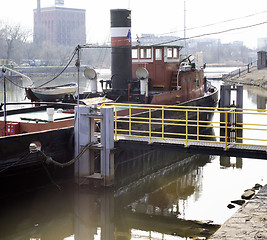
[1,0,267,49]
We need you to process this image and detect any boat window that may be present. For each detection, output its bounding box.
[167,48,173,58]
[140,48,152,59]
[132,49,138,59]
[155,49,162,60]
[196,72,200,87]
[188,77,191,82]
[173,48,178,58]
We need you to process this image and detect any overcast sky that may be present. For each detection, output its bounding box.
[1,0,267,49]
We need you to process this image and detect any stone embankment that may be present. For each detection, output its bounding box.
[209,184,267,239]
[224,67,267,90]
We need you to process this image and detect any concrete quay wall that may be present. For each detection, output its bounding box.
[209,184,267,239]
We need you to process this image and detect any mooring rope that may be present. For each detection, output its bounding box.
[0,142,95,174]
[34,142,95,167]
[0,152,31,174]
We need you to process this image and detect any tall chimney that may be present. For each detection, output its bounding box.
[110,9,132,91]
[36,0,42,44]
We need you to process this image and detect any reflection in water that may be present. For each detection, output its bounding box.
[0,79,26,107]
[220,156,243,169]
[1,154,266,240]
[245,85,267,110]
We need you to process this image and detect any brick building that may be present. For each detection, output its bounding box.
[33,6,86,46]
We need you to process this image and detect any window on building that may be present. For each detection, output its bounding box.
[132,49,138,59]
[155,49,162,60]
[167,48,173,58]
[140,48,151,59]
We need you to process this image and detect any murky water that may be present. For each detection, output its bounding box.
[0,71,267,240]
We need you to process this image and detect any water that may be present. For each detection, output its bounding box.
[0,68,267,240]
[204,66,239,79]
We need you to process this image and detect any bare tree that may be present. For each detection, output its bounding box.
[0,22,31,61]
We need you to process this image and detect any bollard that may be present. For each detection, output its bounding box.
[100,107,114,186]
[74,105,114,187]
[74,105,95,182]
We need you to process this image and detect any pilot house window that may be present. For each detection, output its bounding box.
[167,48,173,58]
[132,49,138,59]
[155,49,162,60]
[173,48,178,58]
[140,48,151,59]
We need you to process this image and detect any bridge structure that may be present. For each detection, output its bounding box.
[74,102,267,187]
[101,102,267,160]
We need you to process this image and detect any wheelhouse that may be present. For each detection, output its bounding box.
[131,36,205,104]
[132,44,182,90]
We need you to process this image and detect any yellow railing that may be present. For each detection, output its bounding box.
[101,103,267,150]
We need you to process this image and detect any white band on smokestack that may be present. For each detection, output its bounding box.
[110,9,132,90]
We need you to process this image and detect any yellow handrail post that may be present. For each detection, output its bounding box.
[225,112,228,150]
[149,108,152,144]
[129,105,132,136]
[162,106,164,138]
[197,107,199,141]
[114,106,118,141]
[186,110,188,147]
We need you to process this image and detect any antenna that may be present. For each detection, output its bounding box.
[184,0,187,54]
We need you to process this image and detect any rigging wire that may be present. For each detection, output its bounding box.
[151,20,267,46]
[1,76,26,89]
[35,47,78,88]
[156,10,267,36]
[99,33,111,70]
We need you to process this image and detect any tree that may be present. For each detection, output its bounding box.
[0,22,31,61]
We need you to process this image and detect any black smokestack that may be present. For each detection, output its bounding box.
[110,9,132,91]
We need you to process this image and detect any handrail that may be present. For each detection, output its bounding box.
[98,103,267,150]
[1,65,33,86]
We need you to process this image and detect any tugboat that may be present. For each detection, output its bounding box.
[86,9,218,108]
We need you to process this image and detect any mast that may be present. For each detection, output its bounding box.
[184,0,187,54]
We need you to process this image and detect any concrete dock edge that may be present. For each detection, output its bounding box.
[209,184,267,239]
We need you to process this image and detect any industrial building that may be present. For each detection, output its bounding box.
[33,0,86,46]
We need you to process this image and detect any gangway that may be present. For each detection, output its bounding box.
[100,103,267,160]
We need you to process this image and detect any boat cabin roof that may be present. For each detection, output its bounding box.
[132,34,183,48]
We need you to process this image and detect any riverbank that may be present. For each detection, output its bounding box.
[209,184,267,239]
[224,67,267,89]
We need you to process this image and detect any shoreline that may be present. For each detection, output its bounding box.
[223,67,267,90]
[209,184,267,239]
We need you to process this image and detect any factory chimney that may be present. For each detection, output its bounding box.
[36,0,42,44]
